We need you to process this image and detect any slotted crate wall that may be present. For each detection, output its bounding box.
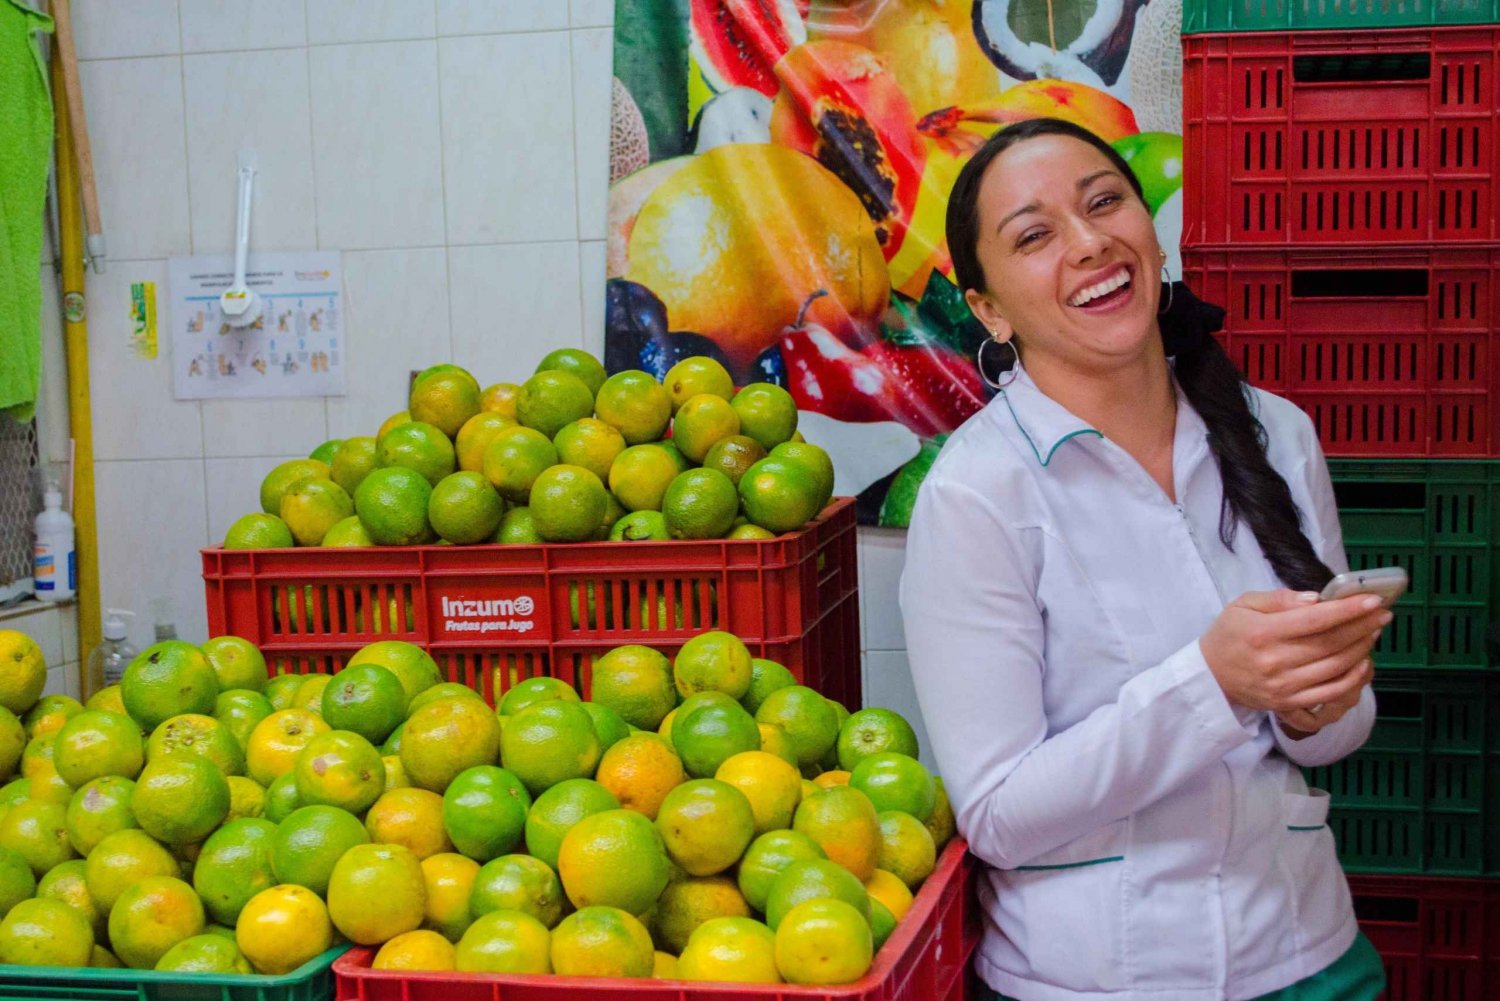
[1185,0,1500,33]
[1348,875,1500,999]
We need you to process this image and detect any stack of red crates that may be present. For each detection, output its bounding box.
[1181,6,1500,998]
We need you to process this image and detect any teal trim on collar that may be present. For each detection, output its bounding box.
[1016,855,1124,871]
[1286,825,1326,832]
[1001,389,1103,467]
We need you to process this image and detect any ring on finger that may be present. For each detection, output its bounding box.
[1308,703,1325,715]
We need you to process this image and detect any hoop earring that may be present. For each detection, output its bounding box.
[1159,265,1173,315]
[977,337,1018,391]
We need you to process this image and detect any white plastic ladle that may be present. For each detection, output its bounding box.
[219,149,262,327]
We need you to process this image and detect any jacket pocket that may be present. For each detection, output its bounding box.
[1279,788,1350,945]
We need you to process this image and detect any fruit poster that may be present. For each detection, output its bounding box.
[606,0,1184,526]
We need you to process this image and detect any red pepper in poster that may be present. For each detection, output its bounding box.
[780,323,905,424]
[864,340,988,437]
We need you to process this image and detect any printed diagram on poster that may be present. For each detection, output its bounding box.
[170,251,346,400]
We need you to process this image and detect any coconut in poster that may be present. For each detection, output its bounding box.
[605,0,1184,526]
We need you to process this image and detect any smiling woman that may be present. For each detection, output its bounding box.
[900,118,1391,1001]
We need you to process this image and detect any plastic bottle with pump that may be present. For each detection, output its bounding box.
[33,481,76,602]
[87,608,137,695]
[150,595,178,642]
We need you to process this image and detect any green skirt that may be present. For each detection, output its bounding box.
[981,932,1386,1000]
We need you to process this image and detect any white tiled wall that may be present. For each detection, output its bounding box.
[39,0,919,749]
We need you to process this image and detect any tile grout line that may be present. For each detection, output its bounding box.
[433,13,457,366]
[299,10,332,444]
[76,27,577,64]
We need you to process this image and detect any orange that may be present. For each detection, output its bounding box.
[608,509,670,541]
[269,805,370,896]
[54,710,145,786]
[321,663,406,744]
[731,383,799,450]
[374,929,456,971]
[608,444,680,512]
[864,867,914,921]
[381,754,407,790]
[837,708,920,771]
[480,382,522,419]
[517,370,596,440]
[133,754,229,845]
[494,506,543,543]
[366,787,451,859]
[499,701,601,796]
[813,769,851,790]
[581,702,629,752]
[259,459,330,516]
[672,394,741,463]
[755,685,839,768]
[589,646,677,731]
[764,857,870,929]
[550,906,654,978]
[201,637,268,693]
[226,775,266,820]
[497,677,580,716]
[671,699,760,779]
[328,842,427,945]
[410,368,481,438]
[876,810,937,890]
[235,884,332,975]
[655,779,755,877]
[321,516,375,548]
[0,633,44,718]
[64,775,138,855]
[108,875,204,969]
[378,409,413,441]
[420,852,480,942]
[262,674,304,712]
[347,640,443,707]
[91,944,124,967]
[245,709,329,787]
[377,421,457,486]
[536,348,608,396]
[35,859,100,939]
[792,786,882,881]
[0,707,24,780]
[441,765,529,861]
[664,356,735,411]
[926,778,957,849]
[400,697,501,792]
[193,818,277,926]
[661,467,740,541]
[738,457,823,534]
[429,471,506,544]
[769,441,835,511]
[20,735,70,804]
[23,694,83,740]
[653,875,752,955]
[146,713,244,777]
[262,773,301,823]
[455,909,552,974]
[407,682,483,716]
[594,370,672,445]
[121,641,220,732]
[529,464,610,543]
[678,915,780,984]
[0,897,93,967]
[653,950,678,978]
[0,846,33,916]
[155,933,252,973]
[758,723,799,766]
[280,477,354,547]
[353,466,437,546]
[310,440,343,463]
[293,730,384,814]
[292,674,332,715]
[869,897,896,951]
[469,853,564,928]
[330,435,378,496]
[84,829,179,911]
[728,523,776,540]
[555,418,627,482]
[224,513,294,548]
[482,425,559,504]
[701,434,767,487]
[84,685,127,715]
[0,800,74,877]
[594,491,627,541]
[773,898,872,985]
[456,412,518,473]
[524,778,619,871]
[716,751,802,834]
[673,631,752,701]
[849,752,935,822]
[557,808,669,913]
[595,732,684,820]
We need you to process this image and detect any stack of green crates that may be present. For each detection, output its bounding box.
[1184,0,1500,33]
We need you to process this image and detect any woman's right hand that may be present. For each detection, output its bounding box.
[1199,589,1391,714]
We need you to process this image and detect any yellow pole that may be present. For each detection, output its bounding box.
[49,50,102,692]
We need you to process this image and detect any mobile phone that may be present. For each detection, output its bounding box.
[1319,566,1409,607]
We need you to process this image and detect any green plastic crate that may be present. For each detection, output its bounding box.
[1305,670,1500,875]
[1184,0,1500,32]
[0,945,345,1001]
[1328,460,1500,672]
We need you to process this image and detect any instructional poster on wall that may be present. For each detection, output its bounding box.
[170,251,346,400]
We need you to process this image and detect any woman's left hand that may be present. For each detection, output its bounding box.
[1274,657,1371,738]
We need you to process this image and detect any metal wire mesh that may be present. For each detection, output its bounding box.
[0,415,39,588]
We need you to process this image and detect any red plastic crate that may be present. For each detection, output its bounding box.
[202,498,862,709]
[1349,874,1500,1000]
[333,839,980,1001]
[1183,27,1500,246]
[1183,245,1500,456]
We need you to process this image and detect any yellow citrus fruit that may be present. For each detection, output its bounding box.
[849,752,936,821]
[869,896,896,951]
[653,875,752,954]
[420,851,480,942]
[653,950,678,978]
[589,646,677,731]
[84,685,127,715]
[455,909,552,974]
[263,774,298,823]
[469,853,564,929]
[662,468,739,540]
[770,440,835,510]
[321,663,406,744]
[701,434,767,487]
[926,777,956,849]
[536,348,608,396]
[155,933,252,973]
[327,842,427,945]
[258,459,330,515]
[557,808,669,913]
[355,466,437,545]
[374,929,456,971]
[864,867,914,921]
[729,524,777,540]
[313,439,345,465]
[655,779,755,877]
[382,754,408,790]
[494,505,543,543]
[773,898,872,985]
[608,444,680,512]
[877,810,937,890]
[523,778,619,871]
[262,674,303,712]
[455,412,518,472]
[35,858,100,939]
[348,640,443,707]
[377,421,457,487]
[410,369,482,439]
[293,730,384,814]
[555,418,627,482]
[245,709,329,786]
[269,805,369,895]
[407,682,483,716]
[758,723,799,766]
[671,699,760,778]
[235,884,332,975]
[366,787,451,859]
[279,477,354,547]
[223,513,294,549]
[754,686,839,769]
[482,425,560,504]
[517,370,595,439]
[550,906,654,978]
[0,799,74,877]
[731,383,799,450]
[201,637,268,693]
[673,394,742,462]
[226,775,266,820]
[497,676,580,717]
[673,631,753,700]
[23,695,83,740]
[292,674,331,715]
[321,515,373,547]
[593,370,671,445]
[20,735,70,803]
[739,457,824,533]
[428,471,506,544]
[0,633,44,718]
[499,701,601,796]
[0,846,35,916]
[480,382,522,419]
[330,435,378,496]
[108,874,204,969]
[837,707,920,770]
[400,697,501,792]
[764,857,870,929]
[679,915,780,984]
[792,786,882,882]
[0,897,93,967]
[665,357,735,411]
[580,702,629,751]
[146,713,244,777]
[0,708,21,780]
[193,817,277,926]
[595,732,684,821]
[813,769,851,790]
[441,765,530,861]
[608,509,670,541]
[84,829,178,911]
[716,751,802,834]
[528,464,609,543]
[594,491,627,540]
[133,754,229,845]
[64,775,137,855]
[122,641,220,732]
[54,710,145,786]
[91,943,124,967]
[377,410,412,441]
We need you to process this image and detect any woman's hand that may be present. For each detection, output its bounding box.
[1199,589,1389,717]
